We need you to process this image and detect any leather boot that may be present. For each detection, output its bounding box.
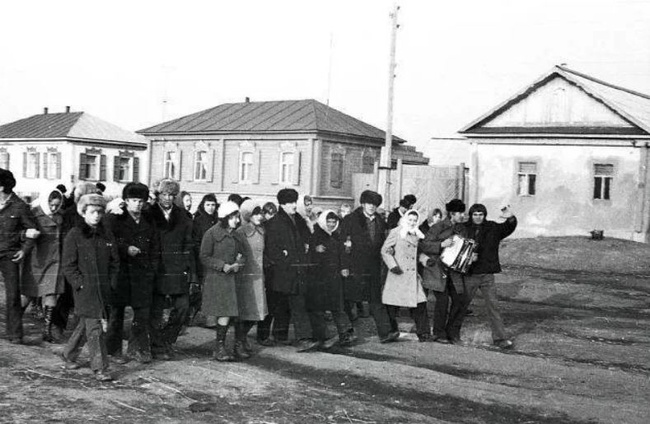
[213,324,233,362]
[42,306,55,343]
[234,321,251,360]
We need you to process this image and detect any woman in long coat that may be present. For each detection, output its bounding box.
[191,194,219,325]
[381,209,432,342]
[200,201,246,361]
[21,188,65,342]
[235,199,268,354]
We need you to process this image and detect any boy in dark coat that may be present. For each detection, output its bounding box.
[60,194,119,381]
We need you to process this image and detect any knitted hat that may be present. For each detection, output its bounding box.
[239,199,262,222]
[359,190,382,207]
[277,188,299,205]
[218,200,239,219]
[445,199,466,213]
[122,182,149,201]
[77,194,107,216]
[468,203,488,218]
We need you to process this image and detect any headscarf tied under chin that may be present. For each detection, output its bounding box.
[399,209,425,240]
[38,188,63,216]
[317,209,339,235]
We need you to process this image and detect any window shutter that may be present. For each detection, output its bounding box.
[252,150,261,184]
[79,153,86,180]
[113,156,120,182]
[133,157,140,182]
[43,153,48,179]
[232,150,240,184]
[271,149,279,185]
[100,154,107,181]
[174,151,182,181]
[23,152,27,178]
[292,151,301,186]
[206,150,214,182]
[55,153,61,179]
[35,153,40,178]
[1,152,9,169]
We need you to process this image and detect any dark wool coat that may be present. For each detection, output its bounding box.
[263,208,310,295]
[339,207,387,303]
[62,222,119,318]
[149,204,196,295]
[464,216,517,275]
[192,211,218,281]
[104,211,161,308]
[200,224,246,317]
[0,192,36,259]
[419,218,468,293]
[386,207,403,230]
[306,225,344,312]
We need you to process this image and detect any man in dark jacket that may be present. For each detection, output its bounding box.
[339,190,396,343]
[264,188,318,351]
[149,179,196,360]
[464,203,517,349]
[0,169,38,344]
[386,194,417,230]
[104,183,161,363]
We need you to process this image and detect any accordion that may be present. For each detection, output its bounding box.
[440,235,477,274]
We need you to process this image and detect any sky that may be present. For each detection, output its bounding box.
[1,0,649,155]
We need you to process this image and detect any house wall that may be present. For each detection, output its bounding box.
[471,140,642,240]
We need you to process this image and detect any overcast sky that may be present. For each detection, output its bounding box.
[1,0,649,154]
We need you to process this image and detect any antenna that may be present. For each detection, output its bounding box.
[326,32,334,107]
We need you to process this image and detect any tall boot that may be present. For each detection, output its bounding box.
[234,321,252,360]
[42,306,55,343]
[214,324,233,362]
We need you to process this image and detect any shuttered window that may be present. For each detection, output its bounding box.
[594,164,614,200]
[330,153,344,188]
[44,152,61,180]
[114,156,131,182]
[239,151,253,182]
[517,162,537,196]
[25,151,40,179]
[280,152,294,185]
[164,151,176,179]
[79,154,98,180]
[0,151,9,169]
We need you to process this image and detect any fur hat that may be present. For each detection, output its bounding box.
[468,203,488,218]
[277,188,299,205]
[122,182,149,201]
[0,168,16,193]
[155,178,180,196]
[445,199,466,213]
[73,182,100,203]
[218,200,239,219]
[77,194,107,216]
[403,194,417,206]
[359,190,382,207]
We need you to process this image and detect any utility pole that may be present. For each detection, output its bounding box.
[377,4,399,209]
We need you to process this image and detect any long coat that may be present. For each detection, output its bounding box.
[104,211,160,308]
[339,207,387,303]
[381,228,426,308]
[307,224,344,312]
[62,222,119,318]
[192,211,218,281]
[263,208,310,295]
[419,218,467,293]
[21,205,64,297]
[200,224,246,317]
[149,204,195,295]
[235,222,268,321]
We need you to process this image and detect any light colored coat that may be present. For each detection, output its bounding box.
[381,227,426,308]
[235,217,268,321]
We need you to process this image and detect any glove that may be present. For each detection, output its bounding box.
[390,266,403,275]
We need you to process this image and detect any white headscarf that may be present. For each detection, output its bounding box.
[317,209,339,235]
[38,188,64,216]
[399,209,425,240]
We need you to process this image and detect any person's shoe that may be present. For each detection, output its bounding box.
[234,340,251,360]
[449,337,466,346]
[94,371,113,382]
[257,338,275,347]
[433,335,450,344]
[321,336,339,350]
[131,351,152,364]
[60,353,81,370]
[8,337,23,345]
[380,331,400,344]
[110,355,128,364]
[296,339,319,352]
[418,334,434,342]
[152,351,172,361]
[494,339,514,349]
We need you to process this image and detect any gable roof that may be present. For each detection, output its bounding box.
[0,111,147,146]
[460,65,650,136]
[138,99,406,143]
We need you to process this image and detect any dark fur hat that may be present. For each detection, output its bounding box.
[359,190,382,207]
[445,199,466,213]
[277,188,299,205]
[0,168,16,193]
[122,182,149,201]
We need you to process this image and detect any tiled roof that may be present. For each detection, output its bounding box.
[460,65,650,135]
[0,111,146,146]
[138,99,406,143]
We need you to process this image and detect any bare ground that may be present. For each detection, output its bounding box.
[1,236,650,423]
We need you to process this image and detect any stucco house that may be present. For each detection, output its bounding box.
[138,99,428,208]
[459,65,650,242]
[0,107,148,199]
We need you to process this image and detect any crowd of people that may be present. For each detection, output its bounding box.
[0,167,517,382]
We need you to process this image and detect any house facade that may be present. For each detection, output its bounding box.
[139,99,428,209]
[460,65,650,242]
[0,108,148,199]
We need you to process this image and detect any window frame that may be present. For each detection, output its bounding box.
[593,163,614,201]
[280,151,295,185]
[164,150,176,179]
[517,161,537,197]
[239,151,254,183]
[330,152,344,188]
[194,150,209,181]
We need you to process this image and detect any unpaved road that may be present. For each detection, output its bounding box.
[1,236,650,423]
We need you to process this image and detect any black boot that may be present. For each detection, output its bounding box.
[214,324,233,362]
[234,321,252,360]
[42,306,55,343]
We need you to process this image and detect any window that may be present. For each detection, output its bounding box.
[44,151,61,179]
[517,162,537,196]
[117,157,131,181]
[26,151,40,178]
[330,153,343,188]
[280,152,294,184]
[164,151,176,179]
[240,151,253,182]
[80,154,98,180]
[362,154,375,173]
[0,150,9,169]
[194,150,208,181]
[594,164,614,200]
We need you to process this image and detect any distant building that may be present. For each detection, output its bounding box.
[460,65,650,242]
[139,99,428,207]
[0,108,147,199]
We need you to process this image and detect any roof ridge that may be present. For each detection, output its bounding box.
[557,65,650,100]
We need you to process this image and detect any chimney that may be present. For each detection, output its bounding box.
[65,106,70,113]
[245,97,250,103]
[43,107,48,115]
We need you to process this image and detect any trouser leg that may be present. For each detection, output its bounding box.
[164,294,189,346]
[0,258,22,340]
[446,283,469,340]
[150,293,168,354]
[308,311,327,342]
[477,274,508,341]
[85,318,108,372]
[411,302,430,337]
[106,305,125,356]
[271,291,291,341]
[52,280,73,331]
[371,302,393,339]
[289,293,312,341]
[432,289,450,339]
[128,306,151,356]
[63,319,87,362]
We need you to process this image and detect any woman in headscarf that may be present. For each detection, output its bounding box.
[190,194,219,326]
[175,191,193,218]
[381,209,432,342]
[21,188,65,342]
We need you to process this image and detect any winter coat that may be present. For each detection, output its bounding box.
[339,207,387,303]
[200,224,246,317]
[104,210,161,308]
[0,192,36,259]
[235,221,268,321]
[62,222,119,318]
[192,211,218,281]
[464,216,517,275]
[381,225,426,308]
[263,208,310,295]
[419,218,468,293]
[306,212,344,312]
[21,199,65,297]
[386,207,404,230]
[149,204,196,295]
